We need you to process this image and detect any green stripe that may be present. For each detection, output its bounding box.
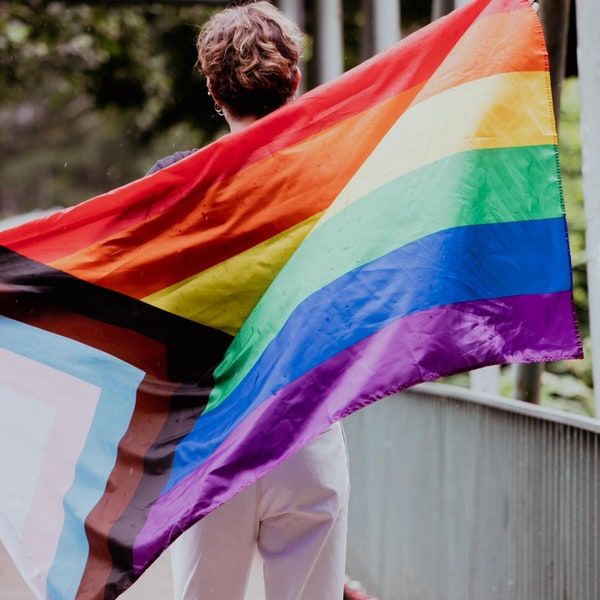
[208,144,563,411]
[301,144,563,293]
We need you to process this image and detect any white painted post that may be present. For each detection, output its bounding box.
[372,0,401,54]
[279,0,304,27]
[431,0,455,20]
[576,0,600,414]
[316,0,344,83]
[470,367,501,396]
[279,0,307,94]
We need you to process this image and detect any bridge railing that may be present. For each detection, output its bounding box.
[344,383,600,600]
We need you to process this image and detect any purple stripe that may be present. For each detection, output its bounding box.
[132,291,581,571]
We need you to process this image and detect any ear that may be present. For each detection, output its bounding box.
[207,77,226,107]
[291,68,302,94]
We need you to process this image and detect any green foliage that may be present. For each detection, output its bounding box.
[0,1,227,214]
[0,2,221,134]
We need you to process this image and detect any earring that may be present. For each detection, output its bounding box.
[214,103,224,117]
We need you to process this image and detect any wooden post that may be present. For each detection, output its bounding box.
[514,0,570,403]
[539,0,571,118]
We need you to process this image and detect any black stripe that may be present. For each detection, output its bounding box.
[0,245,233,384]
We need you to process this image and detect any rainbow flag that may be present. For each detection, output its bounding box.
[0,0,582,597]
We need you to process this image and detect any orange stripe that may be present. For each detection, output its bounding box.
[416,8,546,103]
[50,86,420,298]
[49,7,543,299]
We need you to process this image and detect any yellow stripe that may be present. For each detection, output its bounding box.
[143,72,552,333]
[319,70,555,226]
[143,213,322,334]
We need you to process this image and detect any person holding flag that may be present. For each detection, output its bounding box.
[147,3,350,599]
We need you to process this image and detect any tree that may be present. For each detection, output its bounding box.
[0,1,225,213]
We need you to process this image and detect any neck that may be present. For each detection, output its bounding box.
[226,111,259,133]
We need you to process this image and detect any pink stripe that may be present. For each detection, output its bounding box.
[132,291,581,571]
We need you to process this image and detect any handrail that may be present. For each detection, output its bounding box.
[344,383,600,599]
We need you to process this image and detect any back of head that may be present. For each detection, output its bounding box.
[196,1,303,119]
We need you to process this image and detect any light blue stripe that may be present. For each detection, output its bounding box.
[0,317,144,600]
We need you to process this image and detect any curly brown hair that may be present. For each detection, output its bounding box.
[196,1,303,119]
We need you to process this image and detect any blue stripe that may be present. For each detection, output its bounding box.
[166,217,571,488]
[0,317,144,600]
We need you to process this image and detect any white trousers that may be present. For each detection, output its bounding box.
[170,422,350,600]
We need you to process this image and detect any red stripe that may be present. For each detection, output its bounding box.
[0,0,527,267]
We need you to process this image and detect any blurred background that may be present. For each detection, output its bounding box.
[1,2,597,599]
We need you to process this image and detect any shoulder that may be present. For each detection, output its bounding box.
[145,149,199,176]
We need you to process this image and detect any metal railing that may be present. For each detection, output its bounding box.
[344,383,600,599]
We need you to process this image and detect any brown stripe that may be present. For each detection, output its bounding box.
[77,379,180,599]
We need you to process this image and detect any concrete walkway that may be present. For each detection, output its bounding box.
[0,542,266,600]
